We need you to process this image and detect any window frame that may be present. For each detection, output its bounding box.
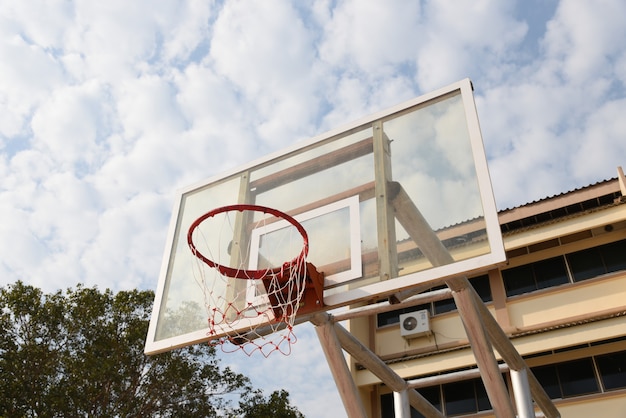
[502,238,626,298]
[376,274,492,328]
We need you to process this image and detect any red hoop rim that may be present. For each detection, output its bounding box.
[187,204,309,280]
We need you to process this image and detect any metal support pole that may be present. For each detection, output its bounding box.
[394,390,411,418]
[511,368,535,418]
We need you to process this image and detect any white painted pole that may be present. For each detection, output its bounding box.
[511,368,535,418]
[394,390,411,418]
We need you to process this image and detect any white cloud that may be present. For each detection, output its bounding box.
[571,98,626,182]
[116,75,186,138]
[318,0,422,75]
[542,0,626,84]
[1,1,626,417]
[159,0,215,63]
[31,81,112,170]
[471,0,626,208]
[210,0,322,147]
[80,191,170,290]
[0,33,65,138]
[65,1,160,82]
[415,0,528,90]
[211,0,315,93]
[314,0,423,129]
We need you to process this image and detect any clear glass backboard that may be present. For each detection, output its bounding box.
[145,78,505,354]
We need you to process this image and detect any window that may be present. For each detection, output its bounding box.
[534,257,570,289]
[381,350,626,416]
[502,256,568,297]
[502,238,626,297]
[444,379,491,416]
[531,352,626,399]
[602,239,626,272]
[532,365,562,399]
[434,275,492,315]
[567,239,626,282]
[413,386,442,418]
[567,247,605,282]
[596,351,626,391]
[502,264,535,296]
[377,275,491,327]
[558,358,599,397]
[432,284,456,314]
[380,387,440,418]
[380,378,486,417]
[443,380,475,415]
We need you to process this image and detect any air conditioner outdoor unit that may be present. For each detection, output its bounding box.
[399,310,431,339]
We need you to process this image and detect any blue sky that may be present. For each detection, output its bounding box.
[1,1,626,416]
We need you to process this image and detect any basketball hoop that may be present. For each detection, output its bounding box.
[187,204,324,357]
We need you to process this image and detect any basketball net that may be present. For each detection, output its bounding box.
[187,205,311,357]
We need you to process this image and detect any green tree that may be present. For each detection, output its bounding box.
[0,281,304,417]
[235,389,305,418]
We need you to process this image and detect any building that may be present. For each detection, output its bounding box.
[350,168,626,417]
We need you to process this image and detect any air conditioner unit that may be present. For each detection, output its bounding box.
[399,310,431,339]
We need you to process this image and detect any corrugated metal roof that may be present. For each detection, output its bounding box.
[498,177,618,213]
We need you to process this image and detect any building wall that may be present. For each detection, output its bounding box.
[353,180,626,417]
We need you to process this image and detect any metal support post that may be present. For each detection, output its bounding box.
[511,368,535,418]
[394,390,411,418]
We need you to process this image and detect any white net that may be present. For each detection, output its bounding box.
[188,205,310,357]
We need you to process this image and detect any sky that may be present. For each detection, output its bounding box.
[1,0,626,416]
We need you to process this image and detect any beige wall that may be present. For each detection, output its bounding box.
[452,394,626,418]
[507,273,626,331]
[366,272,625,381]
[351,190,626,417]
[552,393,626,418]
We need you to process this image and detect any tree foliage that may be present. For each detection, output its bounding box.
[0,281,304,417]
[237,389,305,418]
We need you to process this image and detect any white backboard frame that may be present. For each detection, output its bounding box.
[145,78,506,355]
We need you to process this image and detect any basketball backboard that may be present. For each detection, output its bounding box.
[145,78,505,355]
